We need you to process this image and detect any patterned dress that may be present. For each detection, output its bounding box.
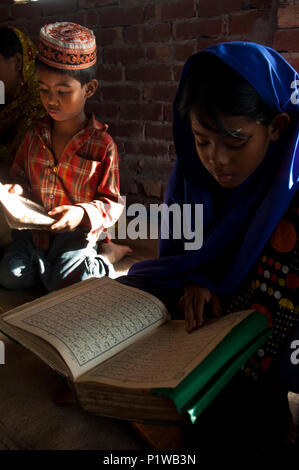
[226,191,299,387]
[0,28,46,167]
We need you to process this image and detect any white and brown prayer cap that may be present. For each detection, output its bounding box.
[38,22,97,70]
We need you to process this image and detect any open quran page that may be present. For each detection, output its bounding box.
[79,310,253,389]
[2,278,169,380]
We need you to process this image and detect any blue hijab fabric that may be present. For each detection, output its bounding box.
[127,42,299,296]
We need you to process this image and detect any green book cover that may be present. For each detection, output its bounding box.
[154,311,271,422]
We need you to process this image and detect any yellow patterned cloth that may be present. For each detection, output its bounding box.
[0,28,46,167]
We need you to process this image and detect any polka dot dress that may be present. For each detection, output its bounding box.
[227,192,299,382]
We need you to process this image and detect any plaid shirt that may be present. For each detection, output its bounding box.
[10,113,124,243]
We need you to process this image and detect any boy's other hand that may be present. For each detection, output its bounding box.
[178,284,222,333]
[48,205,85,232]
[3,184,23,195]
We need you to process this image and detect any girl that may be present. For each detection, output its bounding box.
[118,42,299,453]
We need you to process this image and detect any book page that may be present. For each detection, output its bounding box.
[0,182,55,229]
[80,310,253,389]
[3,278,169,380]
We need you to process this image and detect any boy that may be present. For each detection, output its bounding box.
[0,22,129,292]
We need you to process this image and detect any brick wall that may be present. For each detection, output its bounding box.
[0,0,285,205]
[274,1,299,71]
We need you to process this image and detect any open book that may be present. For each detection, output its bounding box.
[0,182,55,230]
[0,277,271,423]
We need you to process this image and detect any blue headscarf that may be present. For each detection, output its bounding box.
[126,42,299,296]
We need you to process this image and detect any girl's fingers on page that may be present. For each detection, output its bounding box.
[184,295,197,333]
[194,294,206,328]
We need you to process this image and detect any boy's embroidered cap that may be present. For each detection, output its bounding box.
[38,22,96,70]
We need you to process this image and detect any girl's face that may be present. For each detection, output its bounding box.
[190,111,289,188]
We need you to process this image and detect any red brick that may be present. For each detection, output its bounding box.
[174,18,224,40]
[173,64,184,81]
[96,28,123,46]
[164,104,174,122]
[120,103,164,121]
[102,85,140,101]
[174,41,197,61]
[145,123,173,141]
[282,49,299,72]
[133,158,174,178]
[111,122,143,139]
[273,29,299,52]
[124,25,153,43]
[146,45,172,61]
[86,101,120,119]
[116,140,125,156]
[169,144,177,159]
[115,122,143,139]
[249,0,273,8]
[79,0,117,8]
[144,84,177,103]
[124,193,148,205]
[120,176,138,195]
[71,10,99,28]
[0,6,11,21]
[278,5,299,29]
[126,64,172,81]
[97,65,123,81]
[125,141,169,158]
[11,4,41,19]
[197,37,225,51]
[199,0,243,17]
[99,6,143,27]
[229,10,269,35]
[153,23,172,42]
[41,0,77,16]
[103,46,144,64]
[124,23,171,43]
[142,181,162,198]
[121,0,146,4]
[26,18,47,35]
[145,1,195,22]
[282,52,299,71]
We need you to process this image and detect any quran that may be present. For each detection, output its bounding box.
[0,182,55,230]
[0,277,271,423]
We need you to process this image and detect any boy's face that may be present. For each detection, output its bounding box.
[37,68,96,122]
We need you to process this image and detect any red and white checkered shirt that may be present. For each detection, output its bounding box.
[10,113,124,243]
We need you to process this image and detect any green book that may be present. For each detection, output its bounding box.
[155,312,270,422]
[0,277,271,423]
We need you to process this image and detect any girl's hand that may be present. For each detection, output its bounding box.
[3,184,23,195]
[48,205,85,232]
[178,284,222,333]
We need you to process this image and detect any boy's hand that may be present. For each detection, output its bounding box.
[48,205,85,232]
[3,184,23,195]
[178,284,221,333]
